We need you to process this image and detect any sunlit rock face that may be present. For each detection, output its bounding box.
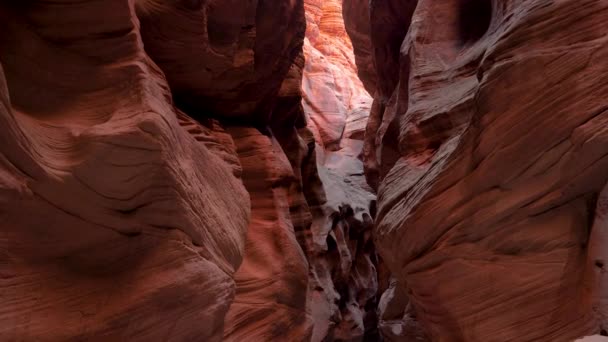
[345,0,608,340]
[0,1,249,340]
[304,0,371,151]
[302,0,379,340]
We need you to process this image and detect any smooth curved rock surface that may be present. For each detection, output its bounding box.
[223,127,313,341]
[345,0,608,340]
[0,1,249,340]
[342,0,377,96]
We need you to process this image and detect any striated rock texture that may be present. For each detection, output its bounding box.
[140,0,318,339]
[345,0,608,340]
[0,1,250,340]
[0,0,316,340]
[578,337,608,342]
[136,0,306,122]
[303,0,371,152]
[302,0,379,340]
[341,0,377,96]
[222,127,313,341]
[0,0,379,341]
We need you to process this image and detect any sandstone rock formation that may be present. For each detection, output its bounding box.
[578,336,608,342]
[136,0,306,122]
[11,0,606,340]
[302,0,380,340]
[344,0,608,340]
[222,127,313,341]
[341,0,377,97]
[0,1,249,340]
[137,1,318,340]
[1,0,379,341]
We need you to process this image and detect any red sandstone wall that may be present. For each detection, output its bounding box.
[0,0,377,340]
[344,0,608,340]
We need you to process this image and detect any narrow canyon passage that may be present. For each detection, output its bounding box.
[0,0,383,341]
[224,1,382,340]
[2,0,608,342]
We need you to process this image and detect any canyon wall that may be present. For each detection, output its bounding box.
[344,0,608,340]
[0,0,376,341]
[0,1,251,340]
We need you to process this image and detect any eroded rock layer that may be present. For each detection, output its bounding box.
[223,127,312,341]
[1,0,380,341]
[136,0,306,122]
[345,0,608,340]
[302,1,379,340]
[0,1,249,340]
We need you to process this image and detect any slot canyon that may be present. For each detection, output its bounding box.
[1,0,608,341]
